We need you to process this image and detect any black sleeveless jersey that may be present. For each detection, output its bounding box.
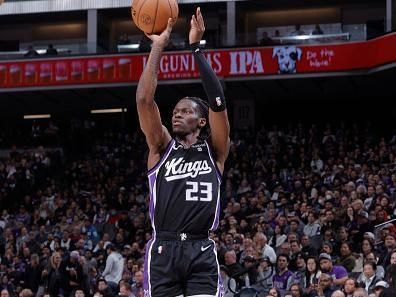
[147,139,222,235]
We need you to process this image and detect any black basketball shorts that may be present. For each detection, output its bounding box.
[143,235,223,297]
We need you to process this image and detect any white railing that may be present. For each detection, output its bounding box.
[271,33,351,45]
[373,218,396,245]
[374,218,396,229]
[117,39,206,52]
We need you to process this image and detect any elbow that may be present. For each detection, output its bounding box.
[136,96,153,107]
[136,93,147,103]
[136,78,156,103]
[136,88,154,104]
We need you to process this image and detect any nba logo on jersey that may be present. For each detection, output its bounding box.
[158,246,163,254]
[180,233,187,241]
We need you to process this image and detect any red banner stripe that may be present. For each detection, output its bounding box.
[1,33,396,89]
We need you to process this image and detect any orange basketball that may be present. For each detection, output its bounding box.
[131,0,179,35]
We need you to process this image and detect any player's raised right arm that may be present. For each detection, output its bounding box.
[136,19,174,155]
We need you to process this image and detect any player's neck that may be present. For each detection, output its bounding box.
[176,133,200,149]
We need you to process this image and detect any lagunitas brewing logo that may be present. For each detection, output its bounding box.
[164,158,212,181]
[143,52,222,79]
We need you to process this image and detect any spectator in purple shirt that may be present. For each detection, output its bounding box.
[273,254,293,295]
[319,253,348,288]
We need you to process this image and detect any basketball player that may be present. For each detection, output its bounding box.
[136,7,230,297]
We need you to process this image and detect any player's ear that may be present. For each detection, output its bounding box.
[198,117,206,128]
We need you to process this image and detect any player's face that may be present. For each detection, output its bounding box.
[172,99,205,136]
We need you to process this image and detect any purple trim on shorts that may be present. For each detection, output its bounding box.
[218,270,224,297]
[143,238,154,294]
[211,239,224,297]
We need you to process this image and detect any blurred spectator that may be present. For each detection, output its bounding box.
[240,255,259,287]
[379,234,396,267]
[45,44,58,56]
[75,288,85,297]
[269,224,287,250]
[385,250,396,288]
[331,290,345,297]
[0,276,15,295]
[337,242,356,273]
[253,256,273,295]
[319,253,348,287]
[255,232,276,264]
[291,252,307,284]
[273,254,293,295]
[42,252,62,297]
[373,281,389,297]
[289,242,303,272]
[304,212,321,238]
[268,288,281,297]
[97,278,115,297]
[312,24,324,35]
[131,271,143,297]
[309,273,335,297]
[290,283,304,297]
[363,252,385,280]
[18,289,32,297]
[23,254,41,294]
[220,265,236,297]
[304,256,321,293]
[290,24,305,36]
[64,251,84,297]
[357,262,381,294]
[344,278,359,297]
[138,36,151,52]
[118,34,130,45]
[24,46,39,57]
[225,249,244,279]
[81,218,99,246]
[352,288,369,297]
[119,282,135,297]
[259,32,274,46]
[101,244,123,292]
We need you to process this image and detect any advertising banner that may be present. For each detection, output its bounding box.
[1,33,396,89]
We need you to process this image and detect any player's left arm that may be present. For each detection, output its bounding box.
[189,7,230,172]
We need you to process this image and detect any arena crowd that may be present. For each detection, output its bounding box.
[0,121,395,297]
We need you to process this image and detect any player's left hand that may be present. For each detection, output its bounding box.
[189,7,205,45]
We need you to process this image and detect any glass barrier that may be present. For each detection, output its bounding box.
[0,42,102,60]
[117,40,206,53]
[271,33,351,45]
[0,32,359,59]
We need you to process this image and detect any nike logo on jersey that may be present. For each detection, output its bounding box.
[201,244,211,252]
[164,158,212,181]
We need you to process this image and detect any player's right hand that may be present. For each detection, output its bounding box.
[145,18,174,48]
